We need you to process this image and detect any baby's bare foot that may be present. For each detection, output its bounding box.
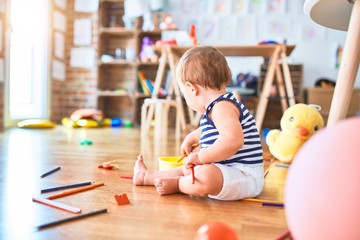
[133,155,148,185]
[153,177,180,195]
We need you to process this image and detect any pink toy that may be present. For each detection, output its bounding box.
[159,14,177,30]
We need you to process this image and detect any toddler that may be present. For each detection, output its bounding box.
[133,46,264,201]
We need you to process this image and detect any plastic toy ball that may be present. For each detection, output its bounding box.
[194,221,238,240]
[124,120,132,128]
[285,117,360,240]
[111,118,122,127]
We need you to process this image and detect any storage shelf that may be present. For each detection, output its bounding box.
[97,0,162,125]
[100,0,123,3]
[97,90,132,97]
[137,62,159,68]
[99,27,135,36]
[98,60,135,66]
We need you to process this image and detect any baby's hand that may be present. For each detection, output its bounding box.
[184,153,202,169]
[181,142,200,156]
[180,142,192,157]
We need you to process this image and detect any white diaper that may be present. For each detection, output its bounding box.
[208,163,264,201]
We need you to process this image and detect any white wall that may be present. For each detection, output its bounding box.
[165,0,360,88]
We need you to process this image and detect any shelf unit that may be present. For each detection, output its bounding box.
[97,0,162,124]
[258,63,304,129]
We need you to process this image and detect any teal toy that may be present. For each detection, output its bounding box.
[80,139,93,145]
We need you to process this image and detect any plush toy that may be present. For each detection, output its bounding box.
[139,36,159,63]
[266,103,324,164]
[159,14,177,30]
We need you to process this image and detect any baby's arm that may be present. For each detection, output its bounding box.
[181,127,201,156]
[196,101,244,164]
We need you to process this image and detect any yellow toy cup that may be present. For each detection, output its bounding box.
[158,156,184,170]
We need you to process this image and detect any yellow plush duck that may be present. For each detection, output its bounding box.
[266,103,324,164]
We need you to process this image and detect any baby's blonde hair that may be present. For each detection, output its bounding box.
[176,46,231,90]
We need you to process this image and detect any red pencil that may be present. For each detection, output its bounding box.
[191,166,195,184]
[120,175,133,179]
[274,229,292,240]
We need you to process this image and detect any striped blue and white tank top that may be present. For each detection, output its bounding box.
[199,93,263,165]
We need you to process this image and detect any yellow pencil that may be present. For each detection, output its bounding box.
[241,198,283,204]
[264,168,270,177]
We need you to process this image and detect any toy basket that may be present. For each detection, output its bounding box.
[158,156,183,170]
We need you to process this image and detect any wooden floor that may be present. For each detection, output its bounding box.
[0,126,289,240]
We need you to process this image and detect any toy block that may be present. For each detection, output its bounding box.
[110,193,130,205]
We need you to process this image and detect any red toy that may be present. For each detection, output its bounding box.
[194,221,238,240]
[110,193,130,205]
[155,39,178,47]
[98,160,119,170]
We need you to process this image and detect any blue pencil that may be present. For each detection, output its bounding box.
[262,202,284,207]
[41,181,93,193]
[36,208,108,230]
[40,166,61,178]
[274,163,290,168]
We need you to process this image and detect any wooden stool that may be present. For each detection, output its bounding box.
[141,98,181,140]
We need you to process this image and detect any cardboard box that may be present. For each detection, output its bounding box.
[305,87,360,123]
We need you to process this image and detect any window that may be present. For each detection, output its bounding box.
[7,0,49,124]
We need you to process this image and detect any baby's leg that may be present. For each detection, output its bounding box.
[133,155,184,186]
[154,164,223,197]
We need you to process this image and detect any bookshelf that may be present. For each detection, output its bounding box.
[97,0,162,124]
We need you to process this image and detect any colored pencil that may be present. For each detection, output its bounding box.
[241,198,284,204]
[36,208,108,230]
[47,182,105,200]
[32,197,82,214]
[41,181,93,193]
[191,166,195,184]
[176,143,200,162]
[262,202,284,207]
[274,229,292,240]
[40,166,61,178]
[275,163,290,168]
[120,175,133,179]
[264,168,270,177]
[176,155,187,163]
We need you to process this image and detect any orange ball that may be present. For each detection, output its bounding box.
[194,221,238,240]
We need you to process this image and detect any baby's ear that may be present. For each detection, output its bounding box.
[186,82,200,96]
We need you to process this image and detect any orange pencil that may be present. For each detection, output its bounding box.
[47,182,104,200]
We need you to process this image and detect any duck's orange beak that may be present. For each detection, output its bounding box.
[295,126,310,139]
